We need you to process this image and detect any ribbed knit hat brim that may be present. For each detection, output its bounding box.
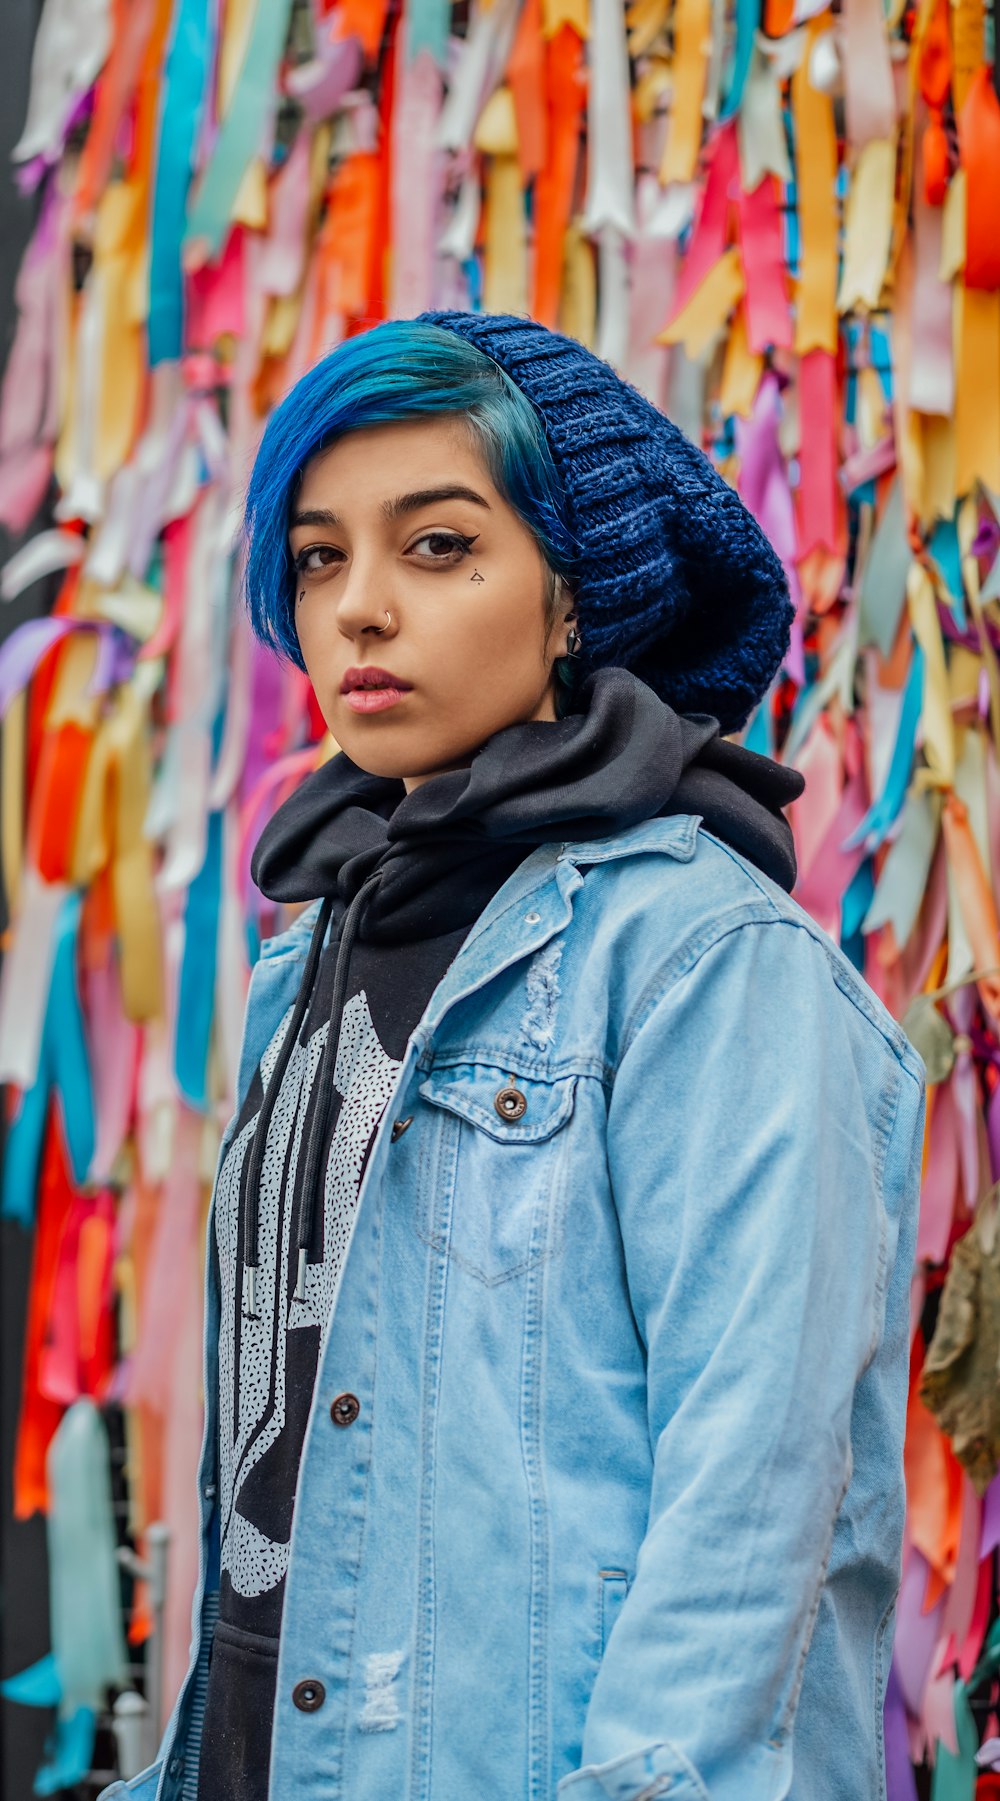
[416,311,793,734]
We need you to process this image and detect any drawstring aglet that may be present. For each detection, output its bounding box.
[242,1265,258,1320]
[293,1247,309,1303]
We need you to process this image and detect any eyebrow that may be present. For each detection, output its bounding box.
[289,484,493,531]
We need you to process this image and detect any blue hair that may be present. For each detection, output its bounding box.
[242,321,578,670]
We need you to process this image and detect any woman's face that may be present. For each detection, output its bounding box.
[289,416,573,790]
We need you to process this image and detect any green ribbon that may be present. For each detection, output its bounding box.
[184,0,294,260]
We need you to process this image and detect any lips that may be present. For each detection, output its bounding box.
[340,666,412,694]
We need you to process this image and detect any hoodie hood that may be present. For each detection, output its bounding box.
[251,667,805,939]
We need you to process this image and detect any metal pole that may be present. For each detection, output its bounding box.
[145,1522,171,1769]
[112,1690,148,1780]
[117,1521,171,1774]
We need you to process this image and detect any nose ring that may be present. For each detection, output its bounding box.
[371,610,392,634]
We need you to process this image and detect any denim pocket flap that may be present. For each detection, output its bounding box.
[418,1063,577,1144]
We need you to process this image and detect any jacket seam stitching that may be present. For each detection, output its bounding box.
[620,913,925,1076]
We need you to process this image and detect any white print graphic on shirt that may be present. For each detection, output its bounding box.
[215,991,400,1598]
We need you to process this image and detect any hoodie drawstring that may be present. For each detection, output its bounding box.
[239,869,384,1319]
[240,895,334,1319]
[291,868,383,1301]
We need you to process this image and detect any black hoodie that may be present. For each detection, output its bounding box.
[197,668,803,1800]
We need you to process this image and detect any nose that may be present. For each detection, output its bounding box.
[334,544,398,641]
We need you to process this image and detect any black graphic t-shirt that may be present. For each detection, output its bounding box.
[197,915,471,1801]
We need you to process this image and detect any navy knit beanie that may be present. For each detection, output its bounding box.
[416,311,793,735]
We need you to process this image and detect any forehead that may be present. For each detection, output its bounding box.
[296,415,492,507]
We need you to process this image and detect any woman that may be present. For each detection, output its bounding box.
[105,314,924,1801]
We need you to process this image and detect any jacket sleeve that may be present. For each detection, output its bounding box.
[558,916,925,1801]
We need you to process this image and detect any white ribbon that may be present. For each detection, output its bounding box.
[1,528,84,600]
[436,0,519,153]
[13,0,111,164]
[582,0,635,238]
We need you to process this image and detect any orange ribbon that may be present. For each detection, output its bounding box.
[507,0,547,181]
[532,26,586,328]
[959,67,1000,289]
[918,0,952,203]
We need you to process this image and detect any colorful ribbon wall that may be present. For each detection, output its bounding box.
[1,0,1000,1791]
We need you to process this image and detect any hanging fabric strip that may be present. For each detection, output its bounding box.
[719,0,759,120]
[954,284,1000,497]
[184,0,294,264]
[477,86,529,313]
[736,172,793,351]
[959,67,1000,291]
[390,49,445,316]
[837,135,897,311]
[532,24,586,326]
[13,0,113,168]
[73,0,158,222]
[405,0,451,65]
[910,132,956,416]
[798,349,839,555]
[507,0,547,180]
[581,0,636,237]
[792,18,839,355]
[842,0,897,148]
[667,122,738,321]
[738,36,793,190]
[659,0,711,185]
[148,0,213,363]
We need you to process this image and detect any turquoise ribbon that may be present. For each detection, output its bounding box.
[184,0,294,260]
[743,696,775,758]
[840,858,875,970]
[1,1652,61,1708]
[405,0,451,66]
[931,518,966,626]
[34,1706,97,1797]
[719,0,759,121]
[149,0,213,363]
[2,891,95,1226]
[931,1679,978,1801]
[843,642,925,856]
[175,805,223,1108]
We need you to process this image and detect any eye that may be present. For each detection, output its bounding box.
[292,544,343,576]
[408,531,478,563]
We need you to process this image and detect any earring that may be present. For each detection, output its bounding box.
[565,625,582,657]
[297,589,305,607]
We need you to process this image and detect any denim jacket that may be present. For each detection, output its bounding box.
[100,814,925,1801]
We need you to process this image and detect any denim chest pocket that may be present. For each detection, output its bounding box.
[415,1062,578,1285]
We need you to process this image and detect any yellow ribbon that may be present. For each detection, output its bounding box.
[659,0,711,186]
[907,559,955,785]
[657,246,745,360]
[92,178,147,482]
[1,692,26,918]
[954,283,1000,498]
[837,136,897,312]
[475,87,528,314]
[559,222,597,348]
[71,683,163,1021]
[792,17,839,356]
[542,0,589,34]
[719,301,763,417]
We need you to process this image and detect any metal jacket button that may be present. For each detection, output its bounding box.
[330,1392,361,1427]
[292,1679,326,1712]
[391,1116,413,1141]
[494,1084,528,1121]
